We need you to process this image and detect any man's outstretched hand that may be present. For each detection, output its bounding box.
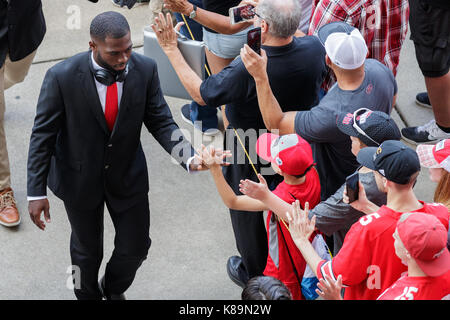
[189,144,232,171]
[152,12,184,54]
[28,199,51,231]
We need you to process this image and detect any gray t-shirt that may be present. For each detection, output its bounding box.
[308,170,387,256]
[294,59,397,200]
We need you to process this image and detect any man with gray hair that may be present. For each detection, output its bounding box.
[153,0,326,288]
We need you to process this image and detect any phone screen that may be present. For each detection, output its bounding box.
[230,4,255,24]
[247,27,261,55]
[346,172,359,203]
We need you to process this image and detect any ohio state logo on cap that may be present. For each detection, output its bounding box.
[275,157,283,166]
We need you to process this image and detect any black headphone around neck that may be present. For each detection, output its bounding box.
[89,53,128,86]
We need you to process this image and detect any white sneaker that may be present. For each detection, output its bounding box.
[401,119,450,144]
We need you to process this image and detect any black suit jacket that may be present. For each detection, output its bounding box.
[27,51,195,211]
[4,0,46,62]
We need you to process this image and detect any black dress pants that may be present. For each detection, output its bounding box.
[64,197,151,300]
[223,128,282,279]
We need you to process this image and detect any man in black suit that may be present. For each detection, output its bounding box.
[27,11,202,300]
[0,0,46,227]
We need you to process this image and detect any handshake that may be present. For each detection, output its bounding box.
[87,0,138,9]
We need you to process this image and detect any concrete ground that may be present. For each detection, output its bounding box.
[0,0,437,300]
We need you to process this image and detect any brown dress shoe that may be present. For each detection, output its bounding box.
[0,188,21,227]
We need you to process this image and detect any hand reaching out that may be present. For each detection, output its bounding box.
[286,200,316,243]
[238,174,270,201]
[195,144,232,169]
[151,13,184,54]
[316,275,343,300]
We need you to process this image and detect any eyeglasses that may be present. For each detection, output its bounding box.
[352,108,380,146]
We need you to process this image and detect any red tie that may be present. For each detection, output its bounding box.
[105,82,118,132]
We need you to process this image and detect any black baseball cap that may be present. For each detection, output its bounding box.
[317,21,356,46]
[337,109,401,147]
[357,140,421,184]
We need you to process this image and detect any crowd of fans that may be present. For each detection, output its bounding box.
[0,0,448,300]
[151,0,450,300]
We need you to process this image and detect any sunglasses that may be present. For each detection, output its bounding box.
[352,108,380,146]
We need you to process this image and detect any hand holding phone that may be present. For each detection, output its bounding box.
[229,4,255,25]
[345,172,359,203]
[247,27,261,55]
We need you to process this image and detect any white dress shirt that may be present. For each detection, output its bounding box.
[28,54,195,201]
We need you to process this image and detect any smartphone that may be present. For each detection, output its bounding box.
[229,4,255,25]
[345,172,359,203]
[247,27,261,55]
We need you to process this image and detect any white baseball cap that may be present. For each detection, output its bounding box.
[317,22,368,70]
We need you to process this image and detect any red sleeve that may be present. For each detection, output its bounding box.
[316,221,373,287]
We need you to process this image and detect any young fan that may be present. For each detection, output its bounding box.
[287,140,450,300]
[200,133,321,299]
[314,213,450,300]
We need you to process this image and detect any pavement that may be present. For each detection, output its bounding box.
[0,0,437,300]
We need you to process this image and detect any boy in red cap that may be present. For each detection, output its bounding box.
[199,133,321,300]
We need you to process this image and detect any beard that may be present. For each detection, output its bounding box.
[95,51,124,75]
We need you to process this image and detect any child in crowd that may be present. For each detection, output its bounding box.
[199,133,321,299]
[238,109,402,255]
[287,140,450,300]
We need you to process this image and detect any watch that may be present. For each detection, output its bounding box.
[189,4,197,19]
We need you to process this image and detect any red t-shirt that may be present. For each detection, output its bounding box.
[316,201,450,300]
[377,270,450,300]
[263,168,321,300]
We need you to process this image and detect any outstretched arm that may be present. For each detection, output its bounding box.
[240,45,297,135]
[152,13,206,105]
[200,145,268,212]
[164,0,254,35]
[239,175,292,222]
[286,201,322,277]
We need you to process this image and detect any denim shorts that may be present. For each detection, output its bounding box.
[202,27,253,59]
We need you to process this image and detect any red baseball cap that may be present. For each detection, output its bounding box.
[397,212,450,277]
[416,139,450,173]
[256,133,314,176]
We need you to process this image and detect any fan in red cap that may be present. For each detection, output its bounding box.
[377,212,450,300]
[256,133,315,176]
[197,132,322,300]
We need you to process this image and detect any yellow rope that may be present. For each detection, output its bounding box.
[232,128,259,176]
